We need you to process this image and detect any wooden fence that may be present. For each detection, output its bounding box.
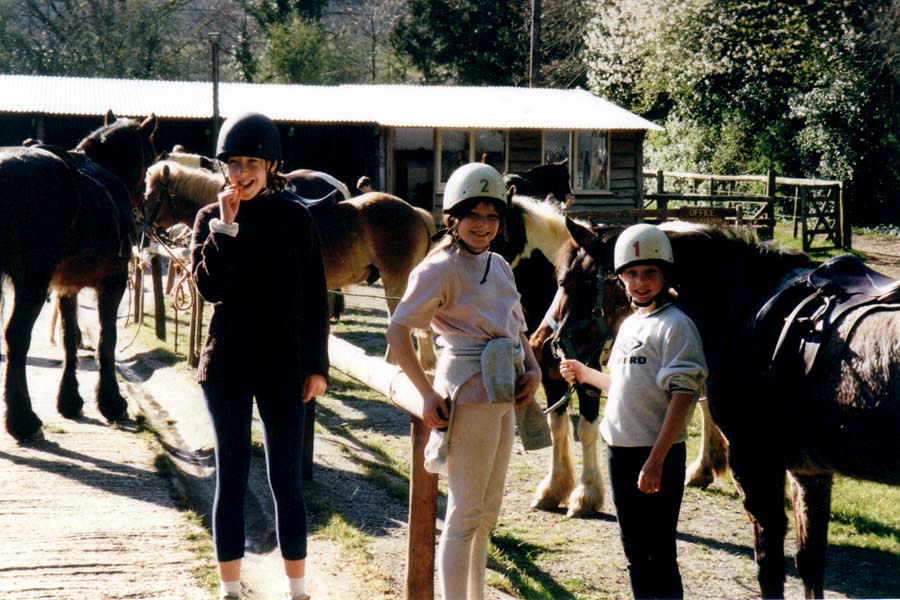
[640,169,847,251]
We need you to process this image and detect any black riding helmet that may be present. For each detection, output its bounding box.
[216,112,282,164]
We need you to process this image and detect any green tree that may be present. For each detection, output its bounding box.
[391,0,589,86]
[259,14,354,84]
[240,0,329,26]
[0,0,198,78]
[586,0,900,223]
[391,0,529,85]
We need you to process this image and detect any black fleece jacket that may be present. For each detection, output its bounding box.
[190,191,330,385]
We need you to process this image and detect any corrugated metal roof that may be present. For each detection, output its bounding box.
[0,74,662,131]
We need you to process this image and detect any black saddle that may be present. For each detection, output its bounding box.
[759,255,900,376]
[809,254,900,298]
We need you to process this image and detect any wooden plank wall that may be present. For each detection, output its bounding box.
[507,129,542,174]
[569,130,644,213]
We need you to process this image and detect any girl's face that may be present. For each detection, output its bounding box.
[618,264,665,306]
[226,156,272,200]
[457,201,501,253]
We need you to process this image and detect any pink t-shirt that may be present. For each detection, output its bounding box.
[391,246,526,341]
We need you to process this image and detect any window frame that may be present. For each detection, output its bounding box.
[436,128,509,191]
[572,129,611,193]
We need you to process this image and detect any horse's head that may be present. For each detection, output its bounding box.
[523,159,572,206]
[142,160,224,231]
[142,161,180,231]
[541,218,631,368]
[77,111,158,203]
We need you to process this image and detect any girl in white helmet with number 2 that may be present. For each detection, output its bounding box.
[386,162,542,599]
[559,223,707,600]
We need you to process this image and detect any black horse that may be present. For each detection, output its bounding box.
[560,218,900,598]
[0,111,157,440]
[504,159,572,206]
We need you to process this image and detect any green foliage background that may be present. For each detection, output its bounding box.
[0,0,897,223]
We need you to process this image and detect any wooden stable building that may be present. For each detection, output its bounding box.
[0,74,660,219]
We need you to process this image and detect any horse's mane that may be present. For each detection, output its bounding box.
[147,160,224,210]
[75,117,137,151]
[667,223,812,273]
[511,194,586,267]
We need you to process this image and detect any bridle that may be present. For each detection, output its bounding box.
[549,248,612,365]
[542,248,615,412]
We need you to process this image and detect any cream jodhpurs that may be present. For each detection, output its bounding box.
[438,401,515,600]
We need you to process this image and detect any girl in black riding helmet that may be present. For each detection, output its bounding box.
[190,112,329,600]
[560,223,707,600]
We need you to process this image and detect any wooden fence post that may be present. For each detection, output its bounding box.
[839,181,851,250]
[765,169,777,240]
[800,187,810,251]
[132,260,144,324]
[656,169,667,211]
[328,335,438,600]
[151,255,166,341]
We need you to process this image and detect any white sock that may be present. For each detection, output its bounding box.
[220,580,241,597]
[287,576,307,596]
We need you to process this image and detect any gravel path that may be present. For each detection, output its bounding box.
[0,297,209,600]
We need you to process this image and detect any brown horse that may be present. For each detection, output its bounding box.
[561,218,900,598]
[0,111,158,440]
[142,160,438,367]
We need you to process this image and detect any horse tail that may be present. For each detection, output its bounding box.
[414,206,438,249]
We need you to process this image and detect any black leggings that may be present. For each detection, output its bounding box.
[607,442,686,600]
[202,377,308,562]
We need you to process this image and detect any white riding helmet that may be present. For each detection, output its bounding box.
[442,162,506,215]
[614,223,674,274]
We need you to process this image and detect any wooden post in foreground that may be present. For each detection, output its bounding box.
[327,335,438,600]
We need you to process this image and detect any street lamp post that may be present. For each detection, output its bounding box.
[209,32,222,155]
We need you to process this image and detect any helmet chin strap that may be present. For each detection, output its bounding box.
[454,236,493,284]
[632,298,655,308]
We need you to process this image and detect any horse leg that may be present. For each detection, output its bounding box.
[95,277,129,422]
[48,292,59,345]
[729,445,789,598]
[56,293,85,419]
[686,398,729,488]
[3,284,46,440]
[789,472,832,599]
[566,414,605,517]
[532,410,576,510]
[382,277,437,371]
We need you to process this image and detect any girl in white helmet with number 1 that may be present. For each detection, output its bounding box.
[386,162,542,600]
[559,223,707,600]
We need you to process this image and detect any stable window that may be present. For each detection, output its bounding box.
[574,130,609,192]
[437,129,507,190]
[542,130,570,164]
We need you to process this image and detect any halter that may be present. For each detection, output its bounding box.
[550,248,611,365]
[543,248,613,412]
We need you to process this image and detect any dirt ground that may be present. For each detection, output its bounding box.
[849,234,900,278]
[309,233,900,600]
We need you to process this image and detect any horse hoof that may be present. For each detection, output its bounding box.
[6,413,44,442]
[98,391,128,423]
[685,465,714,489]
[530,496,562,511]
[566,484,604,517]
[58,403,85,420]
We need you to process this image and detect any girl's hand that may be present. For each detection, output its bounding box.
[302,374,327,402]
[514,367,541,406]
[218,186,243,224]
[638,457,663,494]
[558,359,585,385]
[422,391,450,430]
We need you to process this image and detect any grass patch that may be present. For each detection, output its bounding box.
[487,530,580,599]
